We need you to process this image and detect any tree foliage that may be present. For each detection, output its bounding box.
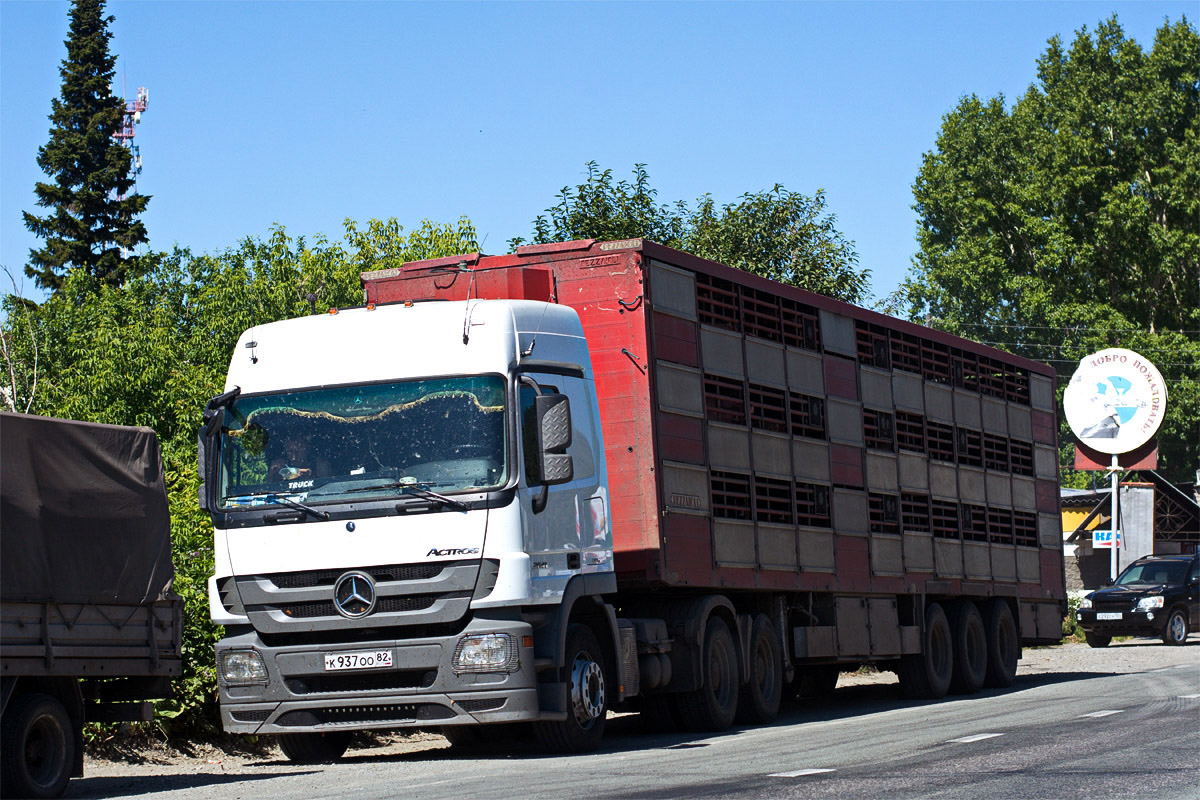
[512,162,869,304]
[0,217,478,730]
[23,0,150,291]
[905,16,1199,482]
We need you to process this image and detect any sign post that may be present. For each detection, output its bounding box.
[1063,348,1166,582]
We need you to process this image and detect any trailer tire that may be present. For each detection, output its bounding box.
[949,601,987,694]
[736,614,782,724]
[277,731,351,764]
[534,624,608,753]
[677,615,739,732]
[1,692,75,799]
[897,602,953,699]
[983,600,1019,688]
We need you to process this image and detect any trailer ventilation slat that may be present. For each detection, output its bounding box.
[795,482,832,528]
[869,493,901,534]
[754,476,794,524]
[927,421,956,462]
[931,499,960,540]
[749,383,788,433]
[697,273,740,331]
[896,411,925,453]
[789,393,826,439]
[1013,511,1038,548]
[742,286,782,342]
[704,374,747,425]
[902,492,931,532]
[988,507,1014,545]
[984,434,1010,472]
[863,409,895,451]
[956,427,984,468]
[780,297,821,351]
[711,470,752,520]
[1010,440,1034,476]
[890,331,922,374]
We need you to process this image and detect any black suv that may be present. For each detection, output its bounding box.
[1076,554,1199,647]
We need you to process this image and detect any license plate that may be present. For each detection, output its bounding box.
[1096,612,1123,621]
[324,649,393,671]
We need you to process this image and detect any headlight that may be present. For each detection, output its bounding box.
[220,650,268,684]
[1137,596,1164,610]
[1079,597,1093,609]
[454,633,517,673]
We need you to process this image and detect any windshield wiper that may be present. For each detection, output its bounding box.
[346,478,469,511]
[233,492,330,521]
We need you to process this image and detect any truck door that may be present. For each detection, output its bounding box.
[518,373,612,601]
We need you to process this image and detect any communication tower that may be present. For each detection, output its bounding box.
[112,85,149,200]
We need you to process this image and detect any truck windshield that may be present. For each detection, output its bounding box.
[217,375,507,509]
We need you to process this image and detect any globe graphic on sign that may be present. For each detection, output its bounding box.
[1063,349,1167,455]
[1078,376,1137,438]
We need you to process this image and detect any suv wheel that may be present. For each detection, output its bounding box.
[1162,608,1189,646]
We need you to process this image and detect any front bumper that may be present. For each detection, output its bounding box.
[216,614,540,735]
[1076,609,1164,638]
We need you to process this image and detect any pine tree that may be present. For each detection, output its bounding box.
[23,0,150,291]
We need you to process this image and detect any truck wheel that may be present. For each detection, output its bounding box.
[534,624,608,753]
[736,614,782,724]
[983,600,1019,688]
[791,665,839,699]
[1084,631,1111,649]
[897,602,953,699]
[1,693,75,799]
[677,615,739,732]
[277,731,352,763]
[1161,608,1189,646]
[949,601,987,695]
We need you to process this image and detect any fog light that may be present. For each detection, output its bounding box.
[1146,612,1155,621]
[454,633,515,673]
[220,650,267,685]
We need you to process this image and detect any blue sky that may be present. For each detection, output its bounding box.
[1,1,1192,306]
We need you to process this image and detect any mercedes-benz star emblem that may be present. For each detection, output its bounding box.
[332,571,377,619]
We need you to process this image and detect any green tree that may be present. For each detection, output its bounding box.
[512,162,869,304]
[22,0,150,291]
[0,216,477,732]
[905,16,1199,482]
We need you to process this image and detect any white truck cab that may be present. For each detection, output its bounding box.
[201,299,617,758]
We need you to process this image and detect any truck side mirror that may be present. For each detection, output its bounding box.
[535,394,573,485]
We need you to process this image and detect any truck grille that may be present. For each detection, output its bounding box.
[269,563,444,589]
[278,594,455,619]
[238,561,482,635]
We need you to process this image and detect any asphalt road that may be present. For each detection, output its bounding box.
[71,639,1199,800]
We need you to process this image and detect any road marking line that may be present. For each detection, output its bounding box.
[769,768,836,778]
[1174,664,1193,670]
[947,733,1004,743]
[1180,694,1200,699]
[1079,710,1124,718]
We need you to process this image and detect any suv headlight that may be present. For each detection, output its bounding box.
[219,650,268,684]
[1079,597,1093,609]
[1136,596,1164,610]
[454,633,517,673]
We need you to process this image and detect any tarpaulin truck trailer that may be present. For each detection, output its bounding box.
[201,238,1066,760]
[1,413,182,799]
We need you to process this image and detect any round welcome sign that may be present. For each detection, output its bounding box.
[1063,348,1167,455]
